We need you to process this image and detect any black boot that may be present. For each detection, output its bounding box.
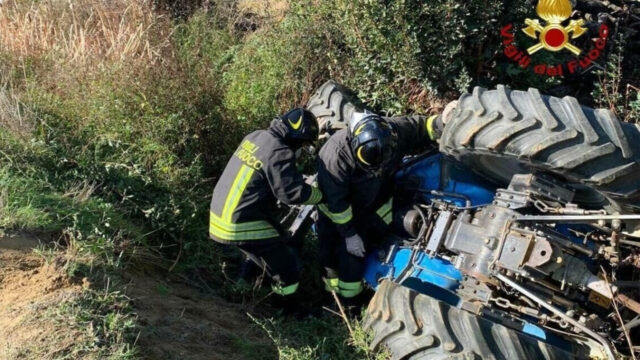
[271,294,317,320]
[236,257,259,283]
[339,290,372,318]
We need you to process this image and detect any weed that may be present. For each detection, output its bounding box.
[0,0,169,66]
[593,30,640,123]
[51,282,138,359]
[250,313,387,360]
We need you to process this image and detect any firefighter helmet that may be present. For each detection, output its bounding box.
[280,108,319,144]
[349,115,398,172]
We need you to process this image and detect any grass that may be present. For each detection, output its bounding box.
[249,313,388,360]
[0,243,137,360]
[219,232,391,360]
[0,0,638,358]
[0,0,167,65]
[50,285,137,359]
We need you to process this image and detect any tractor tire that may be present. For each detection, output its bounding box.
[306,80,363,134]
[364,281,595,360]
[439,85,640,211]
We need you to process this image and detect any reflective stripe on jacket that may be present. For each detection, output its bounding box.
[210,120,322,244]
[317,115,438,238]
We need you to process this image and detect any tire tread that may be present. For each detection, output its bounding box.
[364,281,591,360]
[306,80,361,133]
[439,85,640,209]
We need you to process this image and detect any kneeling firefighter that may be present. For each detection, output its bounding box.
[209,108,323,309]
[316,103,456,308]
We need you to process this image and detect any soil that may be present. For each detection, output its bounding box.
[0,232,84,359]
[126,271,277,360]
[0,232,276,360]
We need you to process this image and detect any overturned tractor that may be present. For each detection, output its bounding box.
[306,80,640,360]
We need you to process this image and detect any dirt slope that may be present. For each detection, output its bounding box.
[0,232,276,360]
[126,271,277,360]
[0,233,84,359]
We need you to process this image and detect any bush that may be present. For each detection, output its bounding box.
[593,26,640,123]
[222,0,337,125]
[0,0,224,267]
[334,0,504,113]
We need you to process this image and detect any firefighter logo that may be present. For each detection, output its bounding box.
[522,0,587,55]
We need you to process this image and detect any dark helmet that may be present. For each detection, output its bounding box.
[349,115,398,173]
[279,108,319,144]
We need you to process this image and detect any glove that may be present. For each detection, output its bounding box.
[442,100,459,125]
[345,234,366,257]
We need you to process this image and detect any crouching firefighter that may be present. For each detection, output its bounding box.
[209,108,323,310]
[316,109,451,310]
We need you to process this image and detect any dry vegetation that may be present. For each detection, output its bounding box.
[0,0,170,65]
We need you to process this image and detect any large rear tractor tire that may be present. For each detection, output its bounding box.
[364,281,595,360]
[306,80,364,135]
[439,85,640,211]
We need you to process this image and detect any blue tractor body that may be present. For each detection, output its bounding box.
[363,154,554,340]
[364,153,496,296]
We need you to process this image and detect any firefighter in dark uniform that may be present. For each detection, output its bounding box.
[317,112,446,303]
[209,108,323,300]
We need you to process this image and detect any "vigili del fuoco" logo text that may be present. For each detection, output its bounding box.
[501,0,610,77]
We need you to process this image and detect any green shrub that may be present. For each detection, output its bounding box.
[222,1,338,124]
[334,0,504,113]
[0,60,217,264]
[593,28,640,123]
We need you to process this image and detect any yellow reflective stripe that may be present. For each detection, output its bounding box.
[318,204,353,225]
[222,165,255,221]
[338,280,363,298]
[303,186,322,205]
[426,115,438,141]
[375,198,392,217]
[312,187,323,204]
[381,211,392,225]
[356,146,372,166]
[211,164,276,242]
[272,282,299,296]
[324,278,339,293]
[210,211,273,232]
[339,280,363,290]
[209,222,279,241]
[221,165,249,221]
[376,197,393,224]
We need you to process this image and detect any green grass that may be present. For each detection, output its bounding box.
[1,250,137,360]
[250,314,388,360]
[51,287,137,360]
[43,256,137,359]
[0,165,141,265]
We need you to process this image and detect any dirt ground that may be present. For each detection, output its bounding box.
[0,232,277,360]
[0,232,84,359]
[126,270,277,360]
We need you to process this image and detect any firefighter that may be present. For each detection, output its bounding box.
[316,102,456,306]
[209,108,323,305]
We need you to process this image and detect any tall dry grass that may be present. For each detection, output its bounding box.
[0,85,31,136]
[0,0,172,66]
[0,0,179,135]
